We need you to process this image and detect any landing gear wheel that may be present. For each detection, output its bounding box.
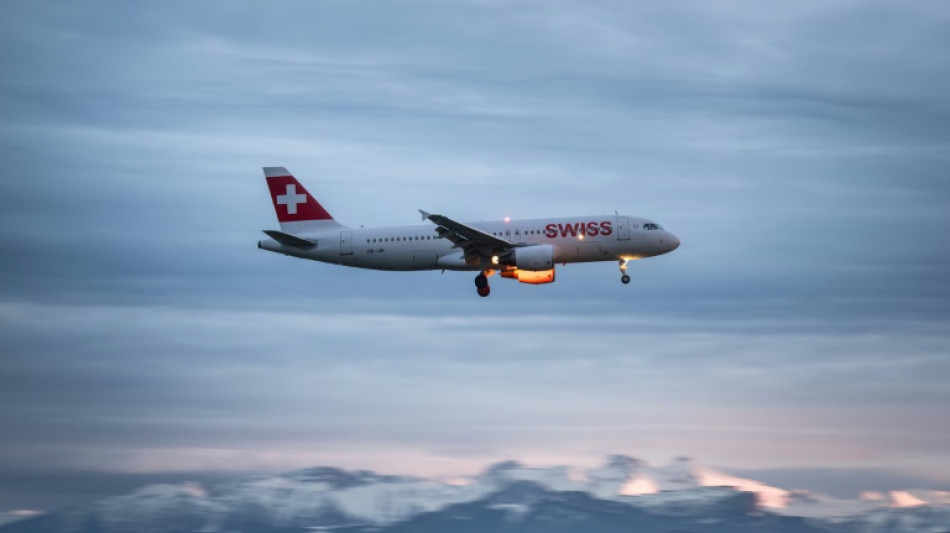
[618,259,631,285]
[475,273,491,297]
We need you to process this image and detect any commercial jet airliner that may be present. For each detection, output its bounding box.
[258,167,679,297]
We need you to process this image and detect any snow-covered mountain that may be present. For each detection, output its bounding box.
[1,456,947,533]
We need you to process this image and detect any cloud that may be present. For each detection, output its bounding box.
[1,301,948,478]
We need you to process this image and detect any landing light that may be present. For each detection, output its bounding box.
[491,255,499,265]
[578,234,585,240]
[504,217,510,223]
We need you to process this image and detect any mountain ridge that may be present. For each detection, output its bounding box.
[1,455,947,533]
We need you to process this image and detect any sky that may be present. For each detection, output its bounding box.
[1,0,949,513]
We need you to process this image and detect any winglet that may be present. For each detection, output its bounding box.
[418,209,432,222]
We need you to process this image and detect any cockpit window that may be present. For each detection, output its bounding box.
[643,223,663,230]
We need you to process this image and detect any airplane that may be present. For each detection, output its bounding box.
[257,167,680,297]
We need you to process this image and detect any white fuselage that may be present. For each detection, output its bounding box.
[258,215,680,271]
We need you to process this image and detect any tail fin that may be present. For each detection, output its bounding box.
[264,167,344,233]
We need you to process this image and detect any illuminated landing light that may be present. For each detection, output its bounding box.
[578,234,585,240]
[491,255,499,265]
[504,216,510,223]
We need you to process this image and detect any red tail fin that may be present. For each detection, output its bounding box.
[263,167,343,233]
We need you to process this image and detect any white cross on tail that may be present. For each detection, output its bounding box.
[276,184,307,215]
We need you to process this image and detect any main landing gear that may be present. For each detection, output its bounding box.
[475,272,491,297]
[619,259,631,285]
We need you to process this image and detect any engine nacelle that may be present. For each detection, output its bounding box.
[500,268,556,284]
[518,269,555,284]
[511,244,554,271]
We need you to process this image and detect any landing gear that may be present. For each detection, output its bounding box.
[619,259,631,285]
[475,273,491,297]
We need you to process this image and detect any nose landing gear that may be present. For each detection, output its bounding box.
[619,259,631,285]
[475,272,491,297]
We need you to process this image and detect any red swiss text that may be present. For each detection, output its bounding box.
[544,221,612,238]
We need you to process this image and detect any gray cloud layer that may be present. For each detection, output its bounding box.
[1,0,949,511]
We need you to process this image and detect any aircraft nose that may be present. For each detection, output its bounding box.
[670,233,680,251]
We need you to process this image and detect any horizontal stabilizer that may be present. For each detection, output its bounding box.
[262,230,317,249]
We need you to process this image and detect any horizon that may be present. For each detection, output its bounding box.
[2,451,949,513]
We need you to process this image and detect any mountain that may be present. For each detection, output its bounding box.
[1,455,947,533]
[384,481,822,533]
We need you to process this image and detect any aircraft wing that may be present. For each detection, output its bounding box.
[419,210,512,258]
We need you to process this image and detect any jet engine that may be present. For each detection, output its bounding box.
[511,244,554,271]
[500,268,556,284]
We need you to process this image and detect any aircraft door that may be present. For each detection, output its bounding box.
[413,250,438,268]
[616,217,630,240]
[340,230,353,255]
